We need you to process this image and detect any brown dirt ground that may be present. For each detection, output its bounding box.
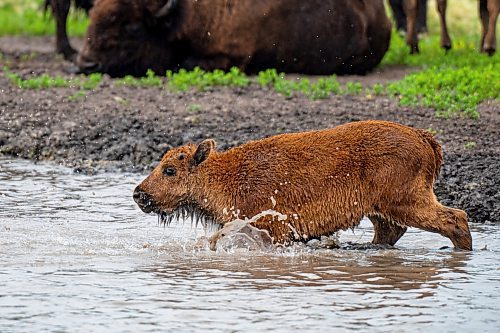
[0,36,499,224]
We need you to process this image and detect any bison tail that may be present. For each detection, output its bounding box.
[415,129,443,181]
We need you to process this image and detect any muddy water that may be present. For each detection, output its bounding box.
[0,158,499,332]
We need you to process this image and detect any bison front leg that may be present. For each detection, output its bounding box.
[403,0,420,53]
[50,0,77,60]
[370,215,407,246]
[480,0,499,55]
[436,0,452,51]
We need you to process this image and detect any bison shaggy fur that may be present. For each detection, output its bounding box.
[77,0,391,76]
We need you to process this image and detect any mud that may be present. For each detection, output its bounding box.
[0,37,499,223]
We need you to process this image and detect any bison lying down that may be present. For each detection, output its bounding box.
[134,120,472,251]
[77,0,391,76]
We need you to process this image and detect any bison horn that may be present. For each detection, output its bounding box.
[155,0,177,18]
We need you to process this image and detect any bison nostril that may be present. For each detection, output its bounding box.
[133,187,156,213]
[133,187,146,202]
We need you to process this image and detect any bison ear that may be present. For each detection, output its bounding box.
[155,0,178,18]
[192,139,215,167]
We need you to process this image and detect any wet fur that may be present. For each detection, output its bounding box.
[134,120,472,250]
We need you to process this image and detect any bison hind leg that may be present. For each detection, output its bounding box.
[369,215,407,246]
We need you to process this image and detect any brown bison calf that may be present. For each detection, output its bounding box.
[134,120,472,250]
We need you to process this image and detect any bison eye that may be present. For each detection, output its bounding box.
[163,167,176,177]
[125,23,143,36]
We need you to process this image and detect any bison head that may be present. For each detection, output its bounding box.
[133,139,215,225]
[77,0,182,76]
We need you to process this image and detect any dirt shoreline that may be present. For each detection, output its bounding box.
[1,36,499,224]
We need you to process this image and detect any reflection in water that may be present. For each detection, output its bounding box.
[0,158,498,332]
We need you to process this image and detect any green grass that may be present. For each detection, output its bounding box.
[116,69,163,88]
[382,32,499,119]
[387,62,499,119]
[166,67,250,91]
[0,0,88,37]
[3,67,102,89]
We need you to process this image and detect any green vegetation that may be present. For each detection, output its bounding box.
[387,62,499,119]
[187,104,202,113]
[166,67,250,91]
[116,69,163,88]
[3,67,102,90]
[257,69,341,99]
[67,90,86,101]
[0,0,88,37]
[464,141,477,149]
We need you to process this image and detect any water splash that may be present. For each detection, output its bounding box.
[208,209,288,251]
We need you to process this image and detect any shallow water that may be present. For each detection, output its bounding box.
[0,158,499,332]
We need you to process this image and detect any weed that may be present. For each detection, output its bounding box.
[343,82,363,95]
[116,69,163,87]
[187,104,202,113]
[387,63,499,119]
[3,67,102,90]
[68,90,86,101]
[426,127,439,136]
[371,83,384,96]
[464,141,477,149]
[166,67,250,91]
[257,69,340,99]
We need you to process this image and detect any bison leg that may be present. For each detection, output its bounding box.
[480,0,490,52]
[370,215,407,246]
[389,0,408,32]
[391,203,472,250]
[436,0,452,51]
[403,0,420,53]
[50,0,77,60]
[482,0,499,55]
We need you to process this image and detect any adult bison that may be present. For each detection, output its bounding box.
[76,0,392,76]
[44,0,93,60]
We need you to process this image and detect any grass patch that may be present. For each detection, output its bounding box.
[0,0,88,37]
[116,69,163,88]
[257,69,342,99]
[68,90,86,101]
[166,67,250,91]
[387,62,499,119]
[3,67,102,89]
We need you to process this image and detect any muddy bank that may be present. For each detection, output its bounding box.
[0,37,499,223]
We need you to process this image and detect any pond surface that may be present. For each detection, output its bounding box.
[0,158,499,332]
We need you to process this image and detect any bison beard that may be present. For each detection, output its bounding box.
[157,203,215,229]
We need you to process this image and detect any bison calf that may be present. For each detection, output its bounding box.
[134,120,472,250]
